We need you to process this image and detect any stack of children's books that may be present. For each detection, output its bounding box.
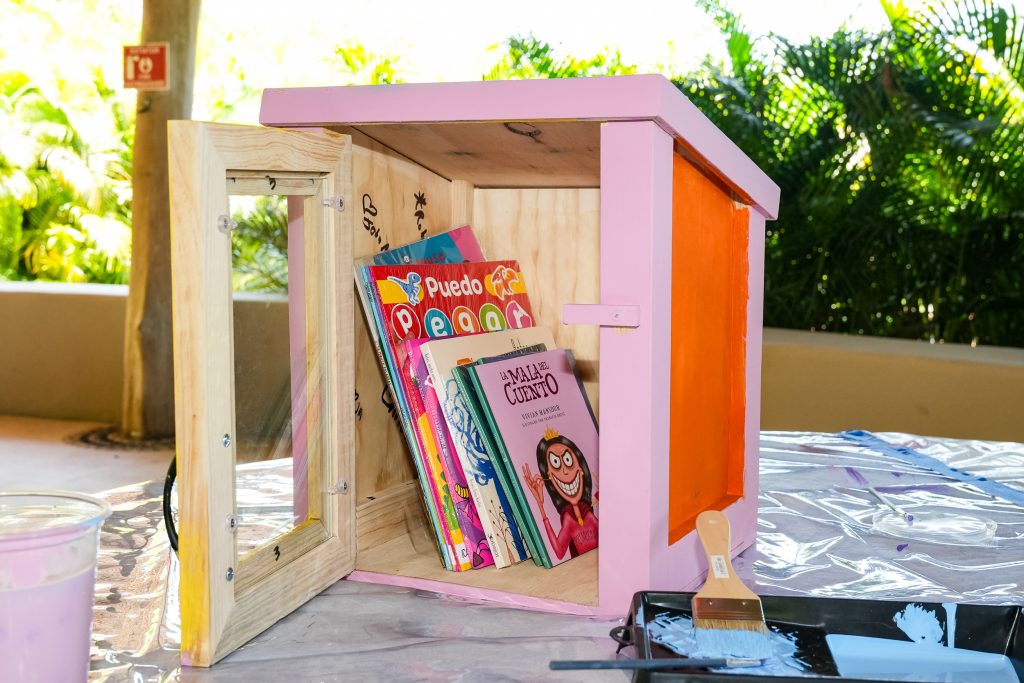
[355,225,599,571]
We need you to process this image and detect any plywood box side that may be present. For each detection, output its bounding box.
[346,121,601,189]
[472,188,601,409]
[352,482,599,606]
[355,528,599,606]
[351,137,458,498]
[355,480,428,552]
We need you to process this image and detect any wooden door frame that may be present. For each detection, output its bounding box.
[169,121,354,666]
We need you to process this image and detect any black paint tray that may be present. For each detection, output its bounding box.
[616,591,1023,683]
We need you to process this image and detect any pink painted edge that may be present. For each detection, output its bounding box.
[562,303,640,328]
[596,121,668,609]
[621,122,677,592]
[287,196,309,524]
[258,75,779,219]
[652,77,780,220]
[744,212,767,517]
[260,74,666,127]
[345,570,619,617]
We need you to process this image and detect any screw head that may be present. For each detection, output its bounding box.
[225,567,234,582]
[217,215,238,234]
[222,434,231,447]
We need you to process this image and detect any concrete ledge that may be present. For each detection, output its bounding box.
[762,328,1024,441]
[2,283,1022,442]
[0,282,128,422]
[0,282,290,429]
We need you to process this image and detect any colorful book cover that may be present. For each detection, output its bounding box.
[367,260,534,355]
[366,301,470,570]
[462,364,548,567]
[404,339,492,569]
[366,260,534,568]
[355,225,485,347]
[354,227,485,570]
[451,344,550,568]
[469,349,599,567]
[358,224,485,267]
[419,329,557,568]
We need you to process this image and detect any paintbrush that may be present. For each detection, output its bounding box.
[843,467,914,524]
[549,656,766,671]
[692,510,773,659]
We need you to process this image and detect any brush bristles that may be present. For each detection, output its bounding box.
[693,617,771,636]
[693,623,773,660]
[692,598,772,660]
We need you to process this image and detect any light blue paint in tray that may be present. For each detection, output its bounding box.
[641,596,1022,682]
[826,635,1020,683]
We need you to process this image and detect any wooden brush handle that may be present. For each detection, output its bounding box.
[692,509,765,622]
[696,510,736,580]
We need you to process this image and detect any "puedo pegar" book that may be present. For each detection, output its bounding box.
[365,260,535,570]
[354,227,485,570]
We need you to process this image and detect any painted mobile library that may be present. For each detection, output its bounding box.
[169,74,779,665]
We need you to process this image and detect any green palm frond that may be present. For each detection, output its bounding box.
[681,0,1024,346]
[0,67,133,283]
[483,35,636,81]
[230,195,289,293]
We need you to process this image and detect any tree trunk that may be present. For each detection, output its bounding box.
[122,0,201,438]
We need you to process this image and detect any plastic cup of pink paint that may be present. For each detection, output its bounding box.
[0,491,110,683]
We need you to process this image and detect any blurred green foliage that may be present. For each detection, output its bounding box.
[230,195,289,293]
[332,42,404,85]
[483,35,637,79]
[0,70,132,282]
[2,3,1021,348]
[679,0,1024,346]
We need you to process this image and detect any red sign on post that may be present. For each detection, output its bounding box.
[123,43,169,91]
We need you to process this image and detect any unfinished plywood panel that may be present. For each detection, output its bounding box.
[472,188,601,408]
[352,121,601,188]
[354,480,427,552]
[355,524,599,606]
[350,133,456,499]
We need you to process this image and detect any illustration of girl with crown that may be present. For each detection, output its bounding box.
[523,426,598,559]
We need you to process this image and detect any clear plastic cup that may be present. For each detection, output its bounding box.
[0,491,111,683]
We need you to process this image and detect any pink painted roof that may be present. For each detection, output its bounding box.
[259,75,779,218]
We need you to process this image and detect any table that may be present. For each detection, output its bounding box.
[87,431,1024,681]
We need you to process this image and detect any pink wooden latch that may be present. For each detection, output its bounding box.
[562,304,640,328]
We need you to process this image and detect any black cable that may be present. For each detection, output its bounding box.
[163,454,178,553]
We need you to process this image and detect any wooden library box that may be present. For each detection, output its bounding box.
[169,74,779,665]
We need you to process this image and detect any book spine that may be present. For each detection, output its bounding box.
[363,270,458,570]
[402,348,473,571]
[449,366,529,566]
[419,346,494,569]
[465,366,550,568]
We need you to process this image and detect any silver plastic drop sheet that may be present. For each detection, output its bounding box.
[746,432,1024,603]
[87,432,1024,681]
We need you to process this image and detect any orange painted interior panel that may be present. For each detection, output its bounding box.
[668,153,750,545]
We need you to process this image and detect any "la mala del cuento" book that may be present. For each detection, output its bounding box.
[466,348,598,568]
